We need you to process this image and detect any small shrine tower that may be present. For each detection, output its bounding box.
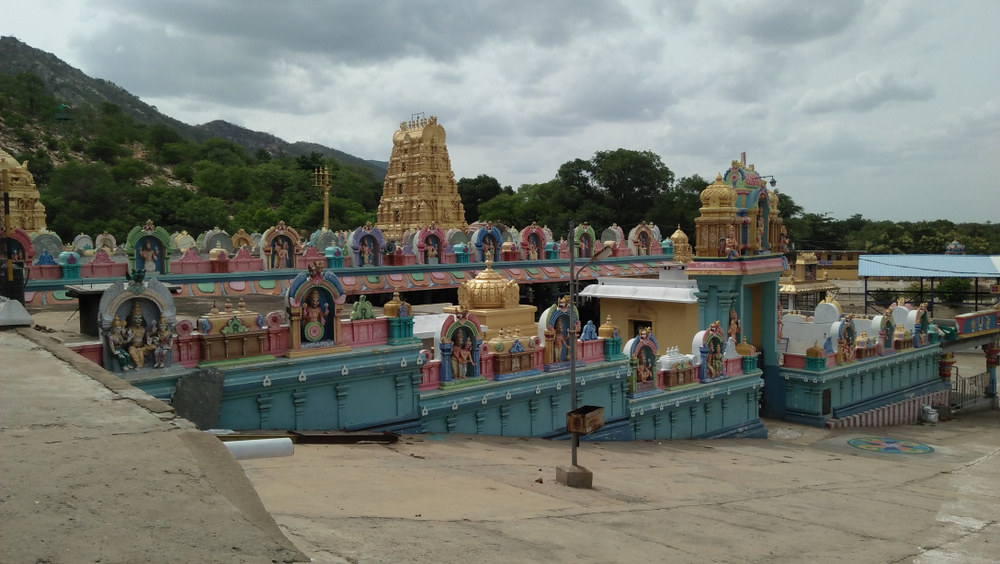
[694,158,781,258]
[444,254,535,341]
[0,148,47,234]
[376,116,467,241]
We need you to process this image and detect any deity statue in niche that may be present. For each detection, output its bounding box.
[580,233,591,258]
[553,316,570,362]
[425,234,440,264]
[270,235,294,269]
[358,235,377,266]
[302,288,332,342]
[109,316,134,370]
[727,308,742,342]
[724,225,740,259]
[839,316,856,362]
[527,233,541,260]
[482,234,497,261]
[450,327,476,378]
[637,231,649,256]
[636,347,653,382]
[139,238,161,272]
[707,339,724,378]
[780,225,790,253]
[125,301,156,369]
[152,315,174,368]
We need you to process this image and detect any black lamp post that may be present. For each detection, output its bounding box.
[559,221,613,486]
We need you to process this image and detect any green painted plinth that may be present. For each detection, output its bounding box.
[387,337,422,346]
[197,355,276,369]
[439,376,487,390]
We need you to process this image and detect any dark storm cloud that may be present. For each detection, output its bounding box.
[86,0,633,63]
[76,0,635,110]
[710,0,866,45]
[796,70,933,114]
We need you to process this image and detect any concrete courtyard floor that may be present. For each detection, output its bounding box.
[244,413,1000,564]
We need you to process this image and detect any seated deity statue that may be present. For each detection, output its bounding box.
[125,302,156,369]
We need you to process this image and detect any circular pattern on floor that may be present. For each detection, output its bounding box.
[848,437,934,454]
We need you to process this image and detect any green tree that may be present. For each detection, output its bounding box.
[201,138,246,167]
[176,197,230,233]
[647,174,706,235]
[457,174,509,223]
[147,123,184,151]
[936,278,971,305]
[85,136,127,165]
[111,158,153,185]
[588,149,674,227]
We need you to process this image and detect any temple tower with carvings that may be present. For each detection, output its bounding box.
[0,148,47,234]
[376,116,466,241]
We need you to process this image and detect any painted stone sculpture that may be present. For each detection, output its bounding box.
[438,308,483,386]
[286,264,348,357]
[626,327,659,395]
[98,276,177,373]
[126,220,172,275]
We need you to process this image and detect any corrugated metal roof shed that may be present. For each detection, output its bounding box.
[858,255,1000,278]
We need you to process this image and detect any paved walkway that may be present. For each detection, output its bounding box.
[245,413,1000,563]
[0,329,306,564]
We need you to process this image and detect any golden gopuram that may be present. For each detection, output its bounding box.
[0,148,47,234]
[376,116,467,241]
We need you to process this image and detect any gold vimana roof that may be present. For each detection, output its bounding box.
[457,254,521,310]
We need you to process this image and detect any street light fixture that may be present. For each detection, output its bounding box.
[760,175,777,187]
[557,221,613,488]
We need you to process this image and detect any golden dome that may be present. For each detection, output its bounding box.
[383,291,403,317]
[700,173,735,208]
[669,224,689,245]
[458,257,521,310]
[806,341,825,358]
[598,315,618,339]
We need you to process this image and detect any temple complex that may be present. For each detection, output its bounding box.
[376,116,466,241]
[0,148,47,234]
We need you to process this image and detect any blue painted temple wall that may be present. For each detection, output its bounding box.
[777,345,944,427]
[136,348,765,440]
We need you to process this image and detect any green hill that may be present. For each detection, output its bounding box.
[0,37,385,243]
[0,36,386,179]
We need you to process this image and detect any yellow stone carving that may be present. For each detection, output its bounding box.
[0,148,47,234]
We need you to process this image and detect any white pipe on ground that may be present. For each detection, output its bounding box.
[224,438,294,460]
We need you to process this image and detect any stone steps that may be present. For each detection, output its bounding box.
[825,389,950,428]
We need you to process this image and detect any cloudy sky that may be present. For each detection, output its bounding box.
[5,1,999,222]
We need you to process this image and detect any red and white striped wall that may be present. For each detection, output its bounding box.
[825,390,950,429]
